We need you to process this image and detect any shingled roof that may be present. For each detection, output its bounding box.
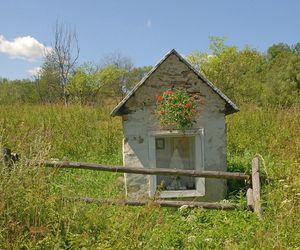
[111,49,239,116]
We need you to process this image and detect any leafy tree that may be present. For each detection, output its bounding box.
[264,45,300,105]
[98,65,127,102]
[99,53,151,102]
[293,43,300,56]
[0,78,39,104]
[36,54,62,103]
[67,63,101,104]
[124,65,152,91]
[267,43,292,60]
[187,37,265,103]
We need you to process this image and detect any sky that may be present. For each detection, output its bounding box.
[0,0,299,79]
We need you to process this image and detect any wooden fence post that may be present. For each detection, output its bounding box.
[2,148,11,166]
[2,148,19,167]
[252,157,262,218]
[246,188,254,211]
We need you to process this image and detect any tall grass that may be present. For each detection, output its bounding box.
[0,104,299,249]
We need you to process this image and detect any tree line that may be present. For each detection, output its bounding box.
[0,60,151,105]
[0,35,299,107]
[187,37,300,107]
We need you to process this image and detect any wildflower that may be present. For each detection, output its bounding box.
[184,102,191,108]
[164,90,173,95]
[156,95,164,102]
[191,108,196,113]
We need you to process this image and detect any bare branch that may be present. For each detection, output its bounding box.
[46,20,80,105]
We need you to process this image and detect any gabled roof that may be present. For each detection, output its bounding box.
[111,49,239,116]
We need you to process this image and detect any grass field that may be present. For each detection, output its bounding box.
[0,104,300,249]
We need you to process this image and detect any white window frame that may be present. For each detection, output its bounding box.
[148,128,205,198]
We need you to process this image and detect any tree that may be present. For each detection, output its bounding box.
[0,78,39,104]
[99,53,151,101]
[267,43,292,60]
[45,20,80,104]
[36,54,62,103]
[67,63,101,104]
[187,37,265,104]
[293,43,300,56]
[102,53,133,71]
[264,45,300,105]
[98,65,127,102]
[208,36,227,56]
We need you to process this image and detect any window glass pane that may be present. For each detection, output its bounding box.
[155,136,196,191]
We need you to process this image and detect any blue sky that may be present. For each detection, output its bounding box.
[0,0,299,79]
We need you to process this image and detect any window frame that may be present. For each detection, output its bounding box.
[148,128,205,198]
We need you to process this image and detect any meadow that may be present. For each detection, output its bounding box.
[0,103,299,249]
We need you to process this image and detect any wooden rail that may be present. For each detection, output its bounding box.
[63,197,238,210]
[1,148,19,167]
[43,160,250,180]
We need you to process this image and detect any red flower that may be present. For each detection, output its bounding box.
[156,89,198,129]
[164,90,173,95]
[156,95,164,102]
[184,102,191,108]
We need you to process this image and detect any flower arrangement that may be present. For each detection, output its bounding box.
[156,89,197,129]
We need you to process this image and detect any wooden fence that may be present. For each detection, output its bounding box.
[43,158,262,217]
[2,148,262,217]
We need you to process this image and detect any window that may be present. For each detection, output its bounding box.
[148,129,205,198]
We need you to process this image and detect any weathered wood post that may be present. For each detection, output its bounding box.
[252,157,262,218]
[2,148,12,166]
[246,188,254,211]
[2,148,19,167]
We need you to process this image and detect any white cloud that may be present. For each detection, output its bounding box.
[146,20,152,28]
[27,67,42,76]
[0,35,51,61]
